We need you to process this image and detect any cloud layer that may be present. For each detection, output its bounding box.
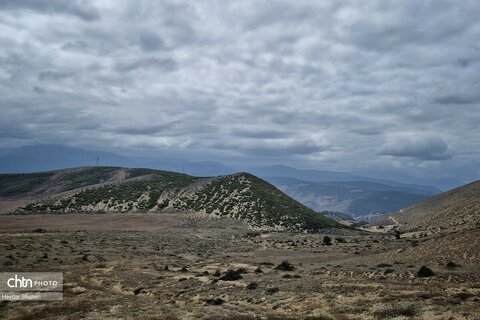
[0,0,479,181]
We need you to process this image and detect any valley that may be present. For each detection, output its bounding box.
[0,167,479,319]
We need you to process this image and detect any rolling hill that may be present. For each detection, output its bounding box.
[390,180,480,234]
[0,167,339,232]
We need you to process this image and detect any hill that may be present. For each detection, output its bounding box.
[0,167,338,232]
[390,180,480,234]
[264,176,432,217]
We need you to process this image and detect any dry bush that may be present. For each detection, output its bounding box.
[372,302,419,319]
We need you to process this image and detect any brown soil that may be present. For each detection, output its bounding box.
[0,214,478,320]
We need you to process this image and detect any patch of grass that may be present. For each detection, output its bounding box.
[445,261,460,269]
[266,287,279,294]
[205,297,225,305]
[246,282,258,290]
[63,167,119,190]
[335,237,345,243]
[372,302,420,319]
[383,268,394,275]
[323,236,332,245]
[305,310,336,320]
[376,263,393,268]
[219,269,242,281]
[416,266,435,277]
[454,291,474,301]
[0,172,53,196]
[274,260,295,271]
[15,300,96,320]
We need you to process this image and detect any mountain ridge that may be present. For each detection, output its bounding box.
[0,145,445,192]
[265,176,433,217]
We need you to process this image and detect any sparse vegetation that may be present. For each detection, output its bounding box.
[246,282,258,290]
[1,167,479,319]
[266,287,279,294]
[0,213,478,319]
[323,236,332,245]
[219,269,243,281]
[372,302,419,319]
[172,173,340,231]
[446,261,460,269]
[204,298,225,305]
[0,172,53,196]
[305,311,336,320]
[11,168,339,232]
[416,266,435,277]
[274,260,295,271]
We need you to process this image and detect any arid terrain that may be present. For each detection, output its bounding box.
[0,213,479,320]
[3,0,480,318]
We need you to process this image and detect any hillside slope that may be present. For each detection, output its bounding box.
[0,167,151,197]
[1,167,338,232]
[391,180,480,233]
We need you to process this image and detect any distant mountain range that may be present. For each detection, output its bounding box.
[0,145,235,177]
[0,167,339,232]
[264,176,433,217]
[0,145,135,172]
[249,165,441,194]
[0,144,446,216]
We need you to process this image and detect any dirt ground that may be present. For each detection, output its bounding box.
[0,213,185,232]
[0,214,479,319]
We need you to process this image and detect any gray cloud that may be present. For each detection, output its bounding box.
[115,58,178,73]
[32,86,45,94]
[137,32,167,51]
[0,0,479,182]
[230,128,293,139]
[38,70,75,81]
[0,0,99,21]
[379,135,454,161]
[213,139,328,157]
[434,94,480,105]
[114,121,217,137]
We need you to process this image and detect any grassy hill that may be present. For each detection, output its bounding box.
[391,180,480,234]
[0,167,145,197]
[171,173,338,231]
[1,167,339,232]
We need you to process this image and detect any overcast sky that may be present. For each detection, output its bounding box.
[0,1,479,181]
